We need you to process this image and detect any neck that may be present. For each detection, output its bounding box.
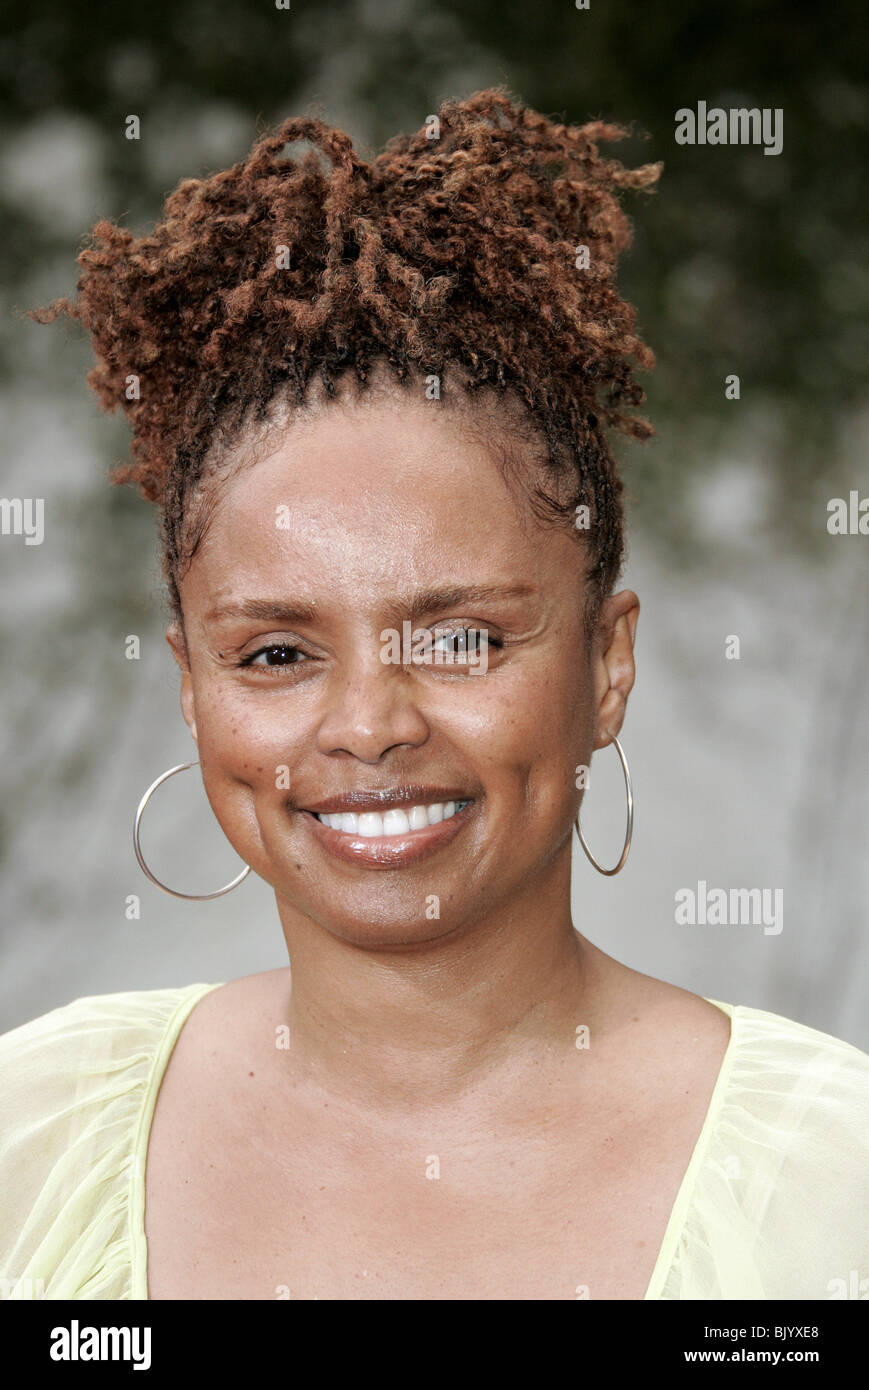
[272,848,613,1114]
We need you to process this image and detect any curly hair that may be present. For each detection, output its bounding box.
[33,86,661,629]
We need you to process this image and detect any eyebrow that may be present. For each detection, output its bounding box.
[203,584,539,628]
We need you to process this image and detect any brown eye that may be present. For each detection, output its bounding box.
[430,628,498,657]
[242,644,305,667]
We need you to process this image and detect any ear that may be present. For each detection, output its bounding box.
[590,590,639,751]
[166,620,198,744]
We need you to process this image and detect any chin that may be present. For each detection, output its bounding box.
[312,904,473,952]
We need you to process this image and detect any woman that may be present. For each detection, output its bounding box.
[2,88,867,1301]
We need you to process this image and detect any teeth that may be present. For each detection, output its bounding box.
[383,808,411,836]
[315,800,469,836]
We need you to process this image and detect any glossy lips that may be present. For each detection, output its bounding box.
[300,789,475,867]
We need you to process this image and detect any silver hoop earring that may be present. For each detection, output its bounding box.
[574,734,634,876]
[133,760,251,900]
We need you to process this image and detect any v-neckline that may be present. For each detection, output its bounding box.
[642,997,737,1299]
[131,985,737,1301]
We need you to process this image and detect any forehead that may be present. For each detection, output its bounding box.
[186,394,583,602]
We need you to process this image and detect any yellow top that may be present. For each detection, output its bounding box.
[0,984,867,1300]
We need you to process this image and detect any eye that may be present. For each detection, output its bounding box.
[428,627,500,657]
[432,629,469,655]
[239,643,307,669]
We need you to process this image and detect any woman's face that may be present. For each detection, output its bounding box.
[168,387,637,947]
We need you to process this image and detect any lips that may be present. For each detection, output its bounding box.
[298,789,476,868]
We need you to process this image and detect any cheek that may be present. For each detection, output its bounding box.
[192,679,292,790]
[190,686,299,867]
[446,658,592,805]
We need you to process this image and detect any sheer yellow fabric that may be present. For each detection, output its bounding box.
[0,984,867,1300]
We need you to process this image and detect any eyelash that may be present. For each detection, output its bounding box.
[238,644,308,671]
[236,629,503,675]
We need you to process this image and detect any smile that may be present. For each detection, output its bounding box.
[299,790,476,868]
[312,800,470,837]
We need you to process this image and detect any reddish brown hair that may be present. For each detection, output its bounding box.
[33,86,661,625]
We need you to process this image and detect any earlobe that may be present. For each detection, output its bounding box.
[594,699,625,749]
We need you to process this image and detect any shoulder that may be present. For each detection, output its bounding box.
[661,1001,869,1299]
[0,982,221,1300]
[719,1000,869,1108]
[150,969,291,1081]
[650,1000,867,1301]
[0,981,225,1147]
[0,982,221,1105]
[710,1000,869,1173]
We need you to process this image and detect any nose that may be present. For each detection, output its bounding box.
[314,648,431,763]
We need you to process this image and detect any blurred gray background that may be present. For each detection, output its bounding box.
[1,0,867,1047]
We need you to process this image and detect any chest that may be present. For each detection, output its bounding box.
[144,1091,693,1300]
